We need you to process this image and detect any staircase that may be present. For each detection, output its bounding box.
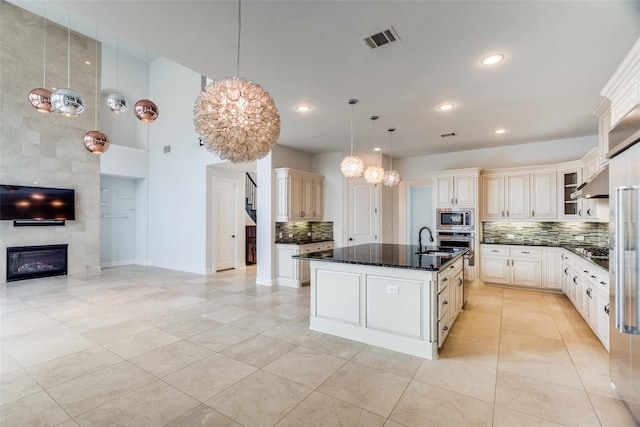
[245,172,257,223]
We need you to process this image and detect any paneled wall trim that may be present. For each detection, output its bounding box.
[0,2,101,281]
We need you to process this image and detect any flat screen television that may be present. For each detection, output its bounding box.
[0,185,75,220]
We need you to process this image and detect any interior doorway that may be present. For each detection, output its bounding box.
[214,177,238,271]
[346,177,380,245]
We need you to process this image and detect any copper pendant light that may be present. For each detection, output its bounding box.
[28,3,52,114]
[51,13,85,117]
[134,50,159,123]
[84,26,109,154]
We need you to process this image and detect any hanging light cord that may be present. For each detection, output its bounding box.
[350,103,355,156]
[389,128,395,170]
[42,3,47,88]
[116,35,119,89]
[372,116,378,165]
[94,27,98,128]
[66,12,71,88]
[236,0,242,76]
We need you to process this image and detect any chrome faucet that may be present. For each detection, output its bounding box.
[418,226,434,252]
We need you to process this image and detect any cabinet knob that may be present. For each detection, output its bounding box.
[501,210,505,217]
[506,210,510,217]
[443,300,448,305]
[349,237,354,241]
[451,198,454,204]
[578,209,582,216]
[587,209,592,216]
[532,210,535,217]
[443,325,448,331]
[232,235,236,238]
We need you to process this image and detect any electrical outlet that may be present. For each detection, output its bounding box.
[507,234,515,239]
[279,232,283,239]
[575,236,585,241]
[288,233,293,238]
[386,285,399,294]
[307,232,312,237]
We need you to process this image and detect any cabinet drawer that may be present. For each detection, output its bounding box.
[482,245,509,256]
[323,242,334,250]
[438,312,451,347]
[437,273,450,293]
[438,287,450,320]
[510,247,542,258]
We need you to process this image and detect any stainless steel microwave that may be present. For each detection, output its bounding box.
[436,208,474,230]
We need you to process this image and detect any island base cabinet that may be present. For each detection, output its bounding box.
[309,261,440,359]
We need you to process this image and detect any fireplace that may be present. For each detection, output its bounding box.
[6,244,68,282]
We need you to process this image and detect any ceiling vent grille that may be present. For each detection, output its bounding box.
[363,26,400,49]
[440,132,457,138]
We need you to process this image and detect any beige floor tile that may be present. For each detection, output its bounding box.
[26,346,122,389]
[448,317,501,346]
[573,361,619,399]
[495,371,600,426]
[492,405,567,426]
[0,368,43,405]
[55,419,80,427]
[499,329,570,361]
[229,311,289,333]
[187,324,256,351]
[438,335,499,369]
[47,361,155,417]
[463,295,503,315]
[497,347,583,390]
[390,380,494,427]
[163,353,257,401]
[3,328,97,367]
[264,346,346,388]
[129,339,214,377]
[221,334,296,368]
[164,404,242,426]
[155,315,222,338]
[207,370,312,427]
[74,380,199,427]
[302,334,366,359]
[0,352,22,375]
[102,328,181,359]
[414,357,497,403]
[202,306,256,323]
[500,316,561,340]
[318,361,410,417]
[235,296,286,312]
[588,391,639,427]
[383,420,408,427]
[262,317,320,345]
[276,391,386,426]
[564,340,610,368]
[176,300,228,316]
[263,302,310,319]
[0,391,70,427]
[351,345,423,378]
[81,319,152,344]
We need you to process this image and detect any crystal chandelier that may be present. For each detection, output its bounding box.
[28,5,52,114]
[364,116,384,184]
[84,26,109,154]
[51,13,85,117]
[194,0,280,163]
[383,128,401,187]
[340,99,364,178]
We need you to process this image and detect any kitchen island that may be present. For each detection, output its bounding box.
[294,243,466,359]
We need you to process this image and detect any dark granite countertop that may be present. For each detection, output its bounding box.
[481,241,609,271]
[275,239,334,245]
[293,243,467,272]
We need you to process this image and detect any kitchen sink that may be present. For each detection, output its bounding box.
[415,249,456,256]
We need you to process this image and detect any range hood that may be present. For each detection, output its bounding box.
[571,165,609,199]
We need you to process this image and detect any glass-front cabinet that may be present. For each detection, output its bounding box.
[559,168,582,219]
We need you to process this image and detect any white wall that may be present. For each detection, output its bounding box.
[100,175,137,267]
[408,185,433,246]
[312,152,346,247]
[396,135,598,181]
[147,57,227,274]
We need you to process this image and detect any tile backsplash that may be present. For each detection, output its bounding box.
[482,222,608,247]
[276,222,334,243]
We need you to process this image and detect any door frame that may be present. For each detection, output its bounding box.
[399,179,432,245]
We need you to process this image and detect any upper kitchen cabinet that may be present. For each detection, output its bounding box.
[275,168,324,222]
[559,167,582,220]
[601,38,640,128]
[433,168,481,208]
[482,168,557,221]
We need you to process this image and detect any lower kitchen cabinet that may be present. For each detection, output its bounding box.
[544,248,563,290]
[276,241,334,287]
[437,257,464,347]
[481,245,541,288]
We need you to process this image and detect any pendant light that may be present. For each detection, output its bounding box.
[364,116,385,185]
[134,49,159,123]
[51,12,85,117]
[27,2,52,114]
[84,26,109,154]
[106,36,128,114]
[383,128,401,187]
[340,99,365,178]
[194,0,280,163]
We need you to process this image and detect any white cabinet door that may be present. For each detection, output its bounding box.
[505,173,530,219]
[312,177,323,220]
[289,173,304,220]
[544,248,563,290]
[454,174,475,206]
[559,169,582,219]
[275,168,324,222]
[597,291,610,350]
[435,176,455,207]
[531,172,557,219]
[301,177,314,219]
[482,175,505,220]
[481,256,510,285]
[510,258,541,288]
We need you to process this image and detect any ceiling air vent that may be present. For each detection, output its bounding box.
[440,132,457,138]
[363,26,400,49]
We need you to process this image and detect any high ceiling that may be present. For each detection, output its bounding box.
[19,1,640,158]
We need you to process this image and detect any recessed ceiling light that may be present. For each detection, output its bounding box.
[495,128,507,134]
[84,60,92,65]
[481,53,505,65]
[438,103,455,111]
[374,147,382,151]
[295,104,311,112]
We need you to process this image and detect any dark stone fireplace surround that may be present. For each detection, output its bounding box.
[6,244,68,282]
